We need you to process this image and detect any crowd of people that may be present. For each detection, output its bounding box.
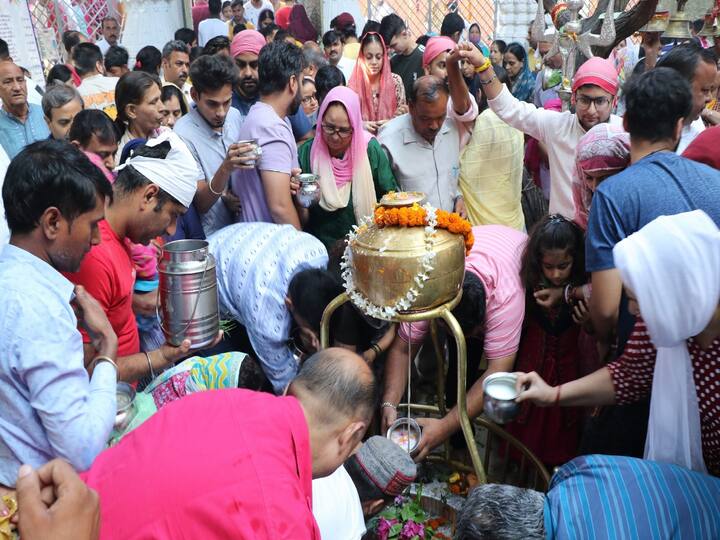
[0,1,719,538]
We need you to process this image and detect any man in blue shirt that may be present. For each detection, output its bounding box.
[0,61,50,158]
[587,67,720,353]
[456,454,720,539]
[0,140,118,487]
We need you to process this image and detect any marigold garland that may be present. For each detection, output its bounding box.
[373,203,474,254]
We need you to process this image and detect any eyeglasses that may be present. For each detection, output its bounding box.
[302,93,318,104]
[321,122,353,138]
[576,95,611,109]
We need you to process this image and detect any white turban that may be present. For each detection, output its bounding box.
[116,130,199,208]
[613,210,720,473]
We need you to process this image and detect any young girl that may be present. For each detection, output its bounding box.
[505,214,588,467]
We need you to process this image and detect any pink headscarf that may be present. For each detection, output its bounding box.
[572,57,619,96]
[230,29,266,58]
[422,36,456,68]
[310,86,371,187]
[572,123,630,229]
[309,86,377,221]
[348,32,397,122]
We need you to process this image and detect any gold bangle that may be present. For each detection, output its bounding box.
[475,58,492,73]
[93,355,118,373]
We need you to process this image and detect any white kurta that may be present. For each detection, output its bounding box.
[488,84,622,219]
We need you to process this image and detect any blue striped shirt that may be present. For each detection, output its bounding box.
[545,455,720,539]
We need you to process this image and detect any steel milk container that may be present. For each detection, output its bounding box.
[158,239,219,348]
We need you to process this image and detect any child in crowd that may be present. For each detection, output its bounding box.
[506,214,589,467]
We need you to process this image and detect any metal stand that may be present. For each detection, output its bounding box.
[320,291,486,483]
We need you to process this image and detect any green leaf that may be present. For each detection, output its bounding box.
[390,523,403,536]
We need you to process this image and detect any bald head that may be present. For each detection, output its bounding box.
[289,347,377,425]
[409,75,449,143]
[410,74,449,104]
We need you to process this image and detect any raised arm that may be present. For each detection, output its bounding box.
[446,46,471,116]
[457,45,550,141]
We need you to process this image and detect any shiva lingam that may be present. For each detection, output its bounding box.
[531,0,617,111]
[326,192,485,479]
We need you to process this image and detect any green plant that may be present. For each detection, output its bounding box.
[370,486,448,540]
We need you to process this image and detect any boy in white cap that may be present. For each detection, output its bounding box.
[66,131,220,384]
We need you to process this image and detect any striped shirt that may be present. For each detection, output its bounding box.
[545,455,720,539]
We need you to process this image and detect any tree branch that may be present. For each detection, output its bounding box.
[540,0,658,58]
[589,0,659,57]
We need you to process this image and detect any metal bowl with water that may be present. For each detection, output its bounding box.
[237,138,262,167]
[482,372,520,424]
[115,382,137,431]
[296,173,321,208]
[387,417,422,455]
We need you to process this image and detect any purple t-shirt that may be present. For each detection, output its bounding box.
[231,102,298,224]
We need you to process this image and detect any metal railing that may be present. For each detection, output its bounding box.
[362,0,496,43]
[29,0,121,66]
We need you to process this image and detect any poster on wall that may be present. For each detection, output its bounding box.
[0,0,45,84]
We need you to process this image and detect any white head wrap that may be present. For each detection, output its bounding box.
[116,130,199,208]
[613,210,720,473]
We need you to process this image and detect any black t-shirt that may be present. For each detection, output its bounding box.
[391,46,425,100]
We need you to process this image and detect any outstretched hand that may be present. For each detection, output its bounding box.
[514,371,555,406]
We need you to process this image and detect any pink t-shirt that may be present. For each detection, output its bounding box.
[81,390,320,540]
[399,225,527,360]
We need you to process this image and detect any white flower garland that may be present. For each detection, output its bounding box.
[341,204,438,320]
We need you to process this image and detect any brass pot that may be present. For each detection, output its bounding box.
[349,224,465,313]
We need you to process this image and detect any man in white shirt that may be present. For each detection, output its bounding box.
[72,43,119,120]
[458,43,621,219]
[244,0,274,27]
[161,40,193,105]
[654,42,717,154]
[95,16,121,55]
[313,436,417,540]
[322,30,355,82]
[198,0,230,46]
[379,48,477,215]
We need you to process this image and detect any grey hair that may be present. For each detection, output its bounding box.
[303,48,328,70]
[409,75,449,104]
[41,83,83,119]
[162,39,189,60]
[455,484,545,540]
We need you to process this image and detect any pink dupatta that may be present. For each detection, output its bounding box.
[309,86,376,221]
[347,32,397,122]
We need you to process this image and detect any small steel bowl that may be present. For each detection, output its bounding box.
[296,173,321,208]
[483,372,520,424]
[387,417,422,455]
[114,382,137,431]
